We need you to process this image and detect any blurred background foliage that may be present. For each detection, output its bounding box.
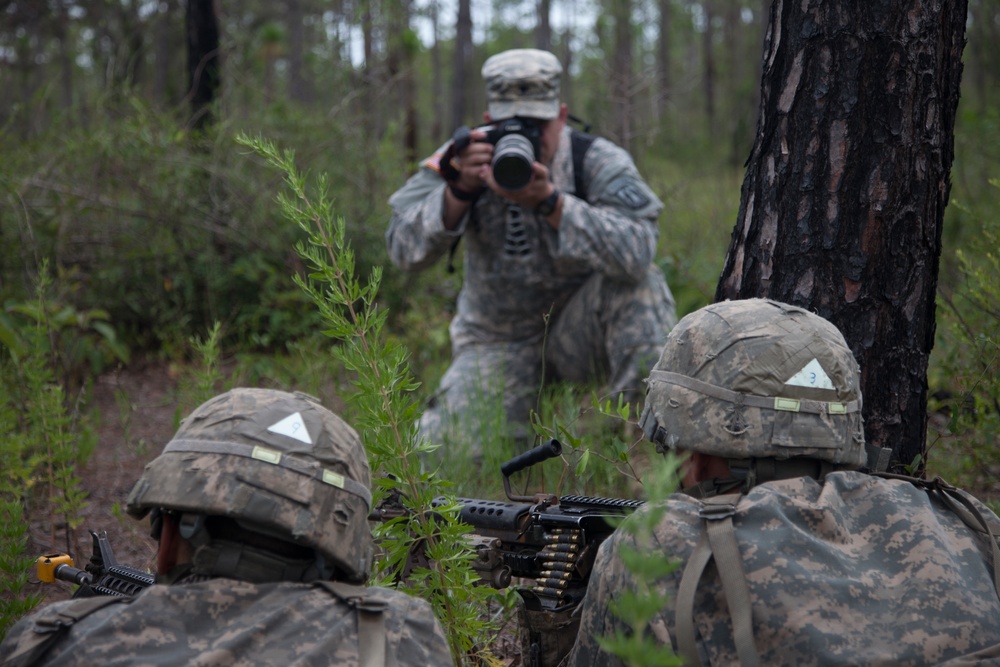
[0,0,998,491]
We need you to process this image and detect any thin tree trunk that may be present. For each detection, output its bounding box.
[715,0,969,474]
[561,26,574,112]
[55,4,74,114]
[535,0,552,51]
[153,1,173,107]
[186,0,220,131]
[657,0,671,118]
[611,0,633,150]
[702,0,716,137]
[288,0,312,104]
[452,0,473,128]
[430,0,443,139]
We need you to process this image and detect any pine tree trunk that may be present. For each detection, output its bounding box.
[715,0,968,474]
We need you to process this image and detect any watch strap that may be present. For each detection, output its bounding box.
[535,188,561,216]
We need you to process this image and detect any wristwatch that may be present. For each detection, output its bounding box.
[534,188,561,216]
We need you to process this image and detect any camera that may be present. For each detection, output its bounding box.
[479,118,542,191]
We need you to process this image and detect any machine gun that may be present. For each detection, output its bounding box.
[36,529,153,598]
[371,439,644,667]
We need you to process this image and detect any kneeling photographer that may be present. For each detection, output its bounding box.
[386,48,678,456]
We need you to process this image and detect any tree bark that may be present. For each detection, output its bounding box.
[715,0,969,474]
[186,0,220,131]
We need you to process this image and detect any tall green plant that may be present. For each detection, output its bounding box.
[0,497,43,643]
[174,321,227,428]
[0,263,94,640]
[236,133,505,664]
[6,264,93,551]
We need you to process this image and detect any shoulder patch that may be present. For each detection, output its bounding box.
[609,177,651,210]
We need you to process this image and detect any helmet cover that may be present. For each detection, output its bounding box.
[126,388,374,581]
[639,299,865,467]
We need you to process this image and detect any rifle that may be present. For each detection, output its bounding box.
[370,439,644,667]
[36,529,153,598]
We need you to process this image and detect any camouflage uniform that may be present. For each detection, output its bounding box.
[386,49,676,448]
[0,389,453,667]
[564,300,1000,666]
[568,472,1000,666]
[1,578,452,666]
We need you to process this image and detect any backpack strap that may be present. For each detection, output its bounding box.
[315,581,397,667]
[570,129,597,202]
[675,494,760,667]
[1,596,130,667]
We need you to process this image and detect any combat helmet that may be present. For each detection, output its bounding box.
[126,388,374,583]
[638,299,866,475]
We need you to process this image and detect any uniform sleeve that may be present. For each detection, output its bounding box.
[386,162,467,272]
[393,595,455,667]
[563,534,631,667]
[557,138,663,284]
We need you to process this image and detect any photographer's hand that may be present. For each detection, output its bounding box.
[443,129,492,230]
[485,162,564,229]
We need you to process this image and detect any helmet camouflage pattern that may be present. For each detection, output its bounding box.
[126,388,374,581]
[639,299,866,467]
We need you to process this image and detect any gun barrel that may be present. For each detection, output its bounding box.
[500,439,562,479]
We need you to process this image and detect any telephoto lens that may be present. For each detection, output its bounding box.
[491,134,536,190]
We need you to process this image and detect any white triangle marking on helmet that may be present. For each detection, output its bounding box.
[786,358,835,390]
[267,412,313,444]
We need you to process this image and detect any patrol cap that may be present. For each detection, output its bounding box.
[639,299,866,467]
[482,48,562,120]
[126,388,375,581]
